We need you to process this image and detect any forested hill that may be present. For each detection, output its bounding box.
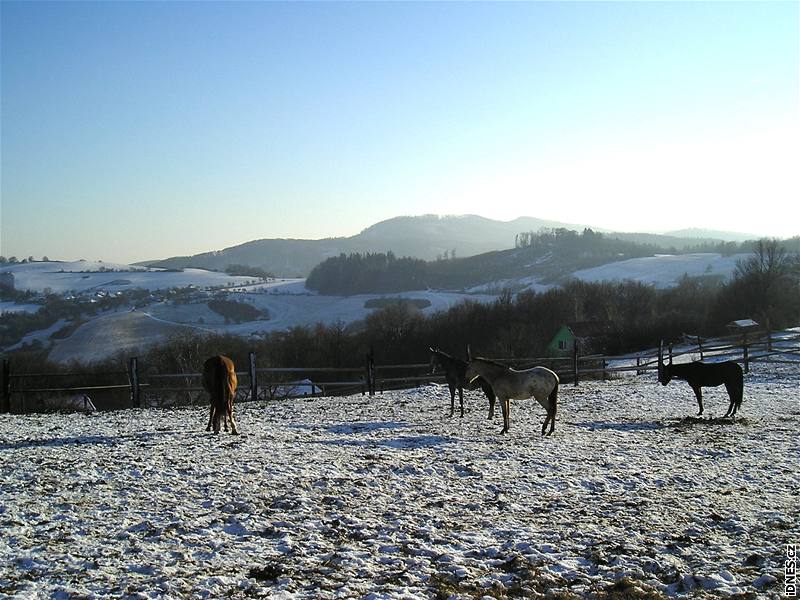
[140,214,757,278]
[306,228,738,295]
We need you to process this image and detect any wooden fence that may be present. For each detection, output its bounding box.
[1,329,798,414]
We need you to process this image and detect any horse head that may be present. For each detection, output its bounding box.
[658,341,673,385]
[429,346,440,374]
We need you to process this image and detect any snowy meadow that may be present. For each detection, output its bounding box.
[0,365,797,599]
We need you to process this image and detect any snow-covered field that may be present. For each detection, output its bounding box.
[570,254,747,289]
[1,365,797,598]
[0,261,259,295]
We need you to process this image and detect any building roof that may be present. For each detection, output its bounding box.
[566,321,614,339]
[727,319,759,330]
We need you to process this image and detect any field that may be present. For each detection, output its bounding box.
[0,365,797,599]
[2,254,747,364]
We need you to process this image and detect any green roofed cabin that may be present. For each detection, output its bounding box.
[546,321,614,357]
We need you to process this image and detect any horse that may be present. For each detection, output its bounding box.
[202,355,239,434]
[429,347,496,418]
[658,341,743,417]
[465,354,559,435]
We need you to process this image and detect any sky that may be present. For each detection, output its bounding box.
[1,1,798,264]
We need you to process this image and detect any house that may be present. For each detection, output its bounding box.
[546,321,614,357]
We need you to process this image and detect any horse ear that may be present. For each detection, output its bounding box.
[429,346,435,353]
[466,344,472,360]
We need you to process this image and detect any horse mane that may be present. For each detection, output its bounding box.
[430,347,467,366]
[473,356,511,370]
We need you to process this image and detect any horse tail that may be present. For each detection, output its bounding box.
[214,357,228,431]
[735,363,744,408]
[226,362,237,410]
[548,379,559,417]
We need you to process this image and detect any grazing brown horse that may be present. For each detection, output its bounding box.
[202,355,239,434]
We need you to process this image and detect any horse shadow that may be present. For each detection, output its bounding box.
[0,432,157,451]
[572,420,669,433]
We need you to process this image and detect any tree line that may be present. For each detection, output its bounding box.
[306,228,766,295]
[6,239,798,387]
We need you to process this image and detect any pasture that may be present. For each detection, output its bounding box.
[0,365,797,598]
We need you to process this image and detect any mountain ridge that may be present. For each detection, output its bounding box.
[138,214,769,277]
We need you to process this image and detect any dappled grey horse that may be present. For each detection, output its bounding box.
[465,355,559,435]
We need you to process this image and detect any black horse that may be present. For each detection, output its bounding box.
[429,346,496,418]
[658,341,744,417]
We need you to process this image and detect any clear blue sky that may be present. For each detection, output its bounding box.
[2,1,798,264]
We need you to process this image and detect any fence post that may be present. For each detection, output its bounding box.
[248,351,258,402]
[128,357,140,408]
[698,337,704,361]
[366,346,376,396]
[572,339,579,386]
[743,333,750,374]
[1,359,10,414]
[636,356,641,376]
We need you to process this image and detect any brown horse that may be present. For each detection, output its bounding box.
[202,355,239,434]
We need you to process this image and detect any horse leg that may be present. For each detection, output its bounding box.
[458,386,464,418]
[541,401,556,436]
[228,400,239,435]
[548,385,558,436]
[692,386,704,415]
[500,398,510,434]
[206,403,214,432]
[483,382,496,420]
[724,382,738,417]
[448,382,456,416]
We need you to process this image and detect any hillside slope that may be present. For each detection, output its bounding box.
[139,215,600,276]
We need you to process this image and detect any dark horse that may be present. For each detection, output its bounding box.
[465,354,559,435]
[429,347,496,418]
[658,341,743,417]
[203,355,239,434]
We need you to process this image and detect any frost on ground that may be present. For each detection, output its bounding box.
[0,365,797,599]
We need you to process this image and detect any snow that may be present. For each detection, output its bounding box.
[1,364,796,598]
[43,291,494,364]
[0,261,259,294]
[570,253,748,289]
[0,301,41,315]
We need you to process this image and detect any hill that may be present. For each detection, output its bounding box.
[140,215,588,277]
[305,228,755,295]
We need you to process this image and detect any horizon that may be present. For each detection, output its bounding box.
[2,1,798,264]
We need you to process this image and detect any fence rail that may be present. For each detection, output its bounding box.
[1,329,797,414]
